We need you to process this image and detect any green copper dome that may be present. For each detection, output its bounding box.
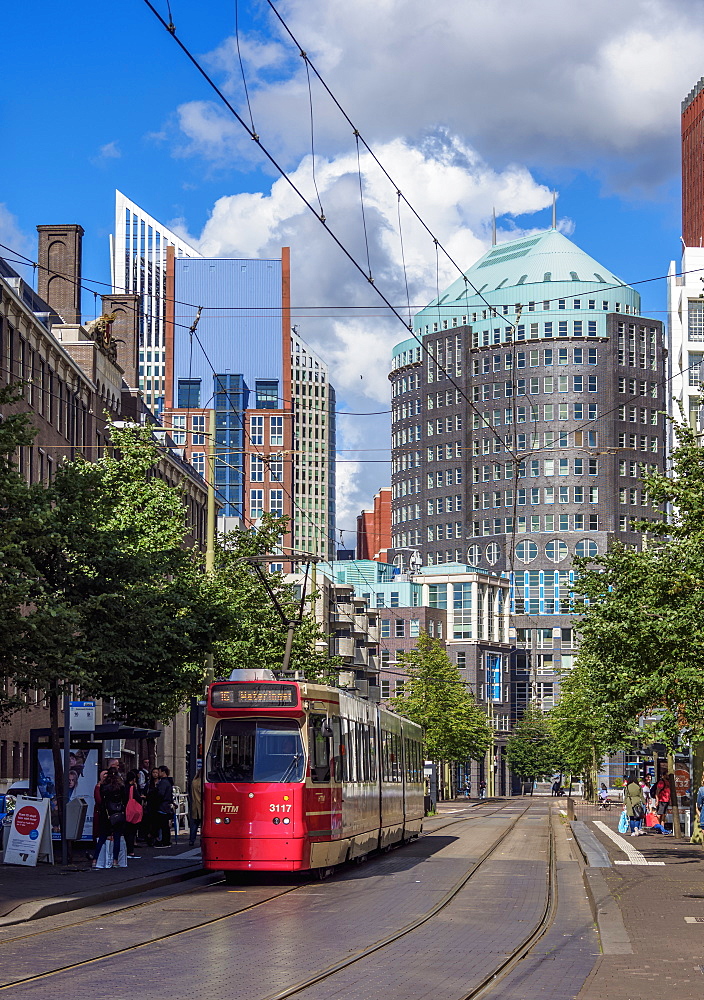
[404,229,639,347]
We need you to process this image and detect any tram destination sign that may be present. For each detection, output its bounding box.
[211,683,298,708]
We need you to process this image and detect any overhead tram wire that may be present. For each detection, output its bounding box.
[5,238,704,320]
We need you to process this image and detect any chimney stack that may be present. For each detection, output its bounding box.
[36,224,84,325]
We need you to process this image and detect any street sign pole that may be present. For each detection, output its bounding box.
[61,691,71,865]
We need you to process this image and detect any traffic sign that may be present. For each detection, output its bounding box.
[70,701,95,732]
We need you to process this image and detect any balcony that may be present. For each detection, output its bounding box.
[332,636,355,659]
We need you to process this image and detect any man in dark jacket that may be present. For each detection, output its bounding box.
[154,766,174,848]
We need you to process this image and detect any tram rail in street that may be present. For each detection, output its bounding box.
[0,800,521,993]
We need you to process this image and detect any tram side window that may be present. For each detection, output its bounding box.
[381,730,392,781]
[340,717,350,781]
[405,739,421,782]
[369,723,378,781]
[309,715,331,782]
[391,733,402,782]
[331,716,342,782]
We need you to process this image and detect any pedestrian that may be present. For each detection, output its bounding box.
[91,768,108,857]
[623,772,645,836]
[464,781,471,799]
[145,767,161,846]
[124,769,143,859]
[154,765,174,848]
[189,768,202,847]
[640,778,651,809]
[94,767,128,869]
[654,775,672,830]
[137,757,151,795]
[479,779,487,800]
[598,783,609,808]
[551,779,561,797]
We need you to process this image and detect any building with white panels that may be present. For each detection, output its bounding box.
[110,190,201,412]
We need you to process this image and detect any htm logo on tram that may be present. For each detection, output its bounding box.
[219,805,239,814]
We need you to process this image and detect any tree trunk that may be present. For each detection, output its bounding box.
[48,688,64,832]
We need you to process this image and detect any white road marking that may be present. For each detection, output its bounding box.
[593,821,666,866]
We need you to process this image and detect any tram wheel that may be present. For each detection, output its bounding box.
[317,866,334,880]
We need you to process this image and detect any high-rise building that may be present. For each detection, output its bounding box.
[682,78,704,248]
[356,487,391,561]
[389,228,667,700]
[291,329,336,559]
[667,247,704,429]
[110,190,201,413]
[162,249,336,559]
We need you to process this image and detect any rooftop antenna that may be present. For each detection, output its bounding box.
[551,191,557,230]
[491,207,497,246]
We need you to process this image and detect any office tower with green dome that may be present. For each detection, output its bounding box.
[388,228,666,706]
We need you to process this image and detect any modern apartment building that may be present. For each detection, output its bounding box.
[389,228,667,699]
[110,190,201,413]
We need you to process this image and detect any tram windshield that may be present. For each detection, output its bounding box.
[207,720,305,783]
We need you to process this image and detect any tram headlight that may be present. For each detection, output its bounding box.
[282,818,291,825]
[214,817,222,824]
[223,817,231,824]
[272,817,281,825]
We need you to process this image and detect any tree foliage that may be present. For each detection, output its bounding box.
[505,705,559,783]
[391,633,490,760]
[571,417,704,748]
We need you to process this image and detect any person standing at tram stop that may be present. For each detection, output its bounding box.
[189,768,202,847]
[624,773,645,836]
[154,766,174,848]
[94,767,128,868]
[654,774,671,827]
[479,779,487,800]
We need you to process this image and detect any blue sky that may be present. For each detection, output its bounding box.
[1,0,702,527]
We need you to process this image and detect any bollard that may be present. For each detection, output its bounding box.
[566,797,575,821]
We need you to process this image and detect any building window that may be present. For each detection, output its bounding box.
[409,619,420,637]
[268,457,283,482]
[381,619,390,638]
[255,380,279,408]
[191,452,205,476]
[428,584,447,609]
[269,489,284,517]
[270,416,284,446]
[395,619,405,637]
[250,416,264,445]
[177,379,201,408]
[250,455,264,482]
[249,489,264,520]
[390,591,399,608]
[689,301,704,342]
[170,414,186,445]
[191,414,205,444]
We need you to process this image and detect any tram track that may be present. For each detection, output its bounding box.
[258,804,555,1000]
[0,799,498,950]
[0,800,530,994]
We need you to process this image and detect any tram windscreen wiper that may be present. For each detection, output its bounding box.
[279,753,303,783]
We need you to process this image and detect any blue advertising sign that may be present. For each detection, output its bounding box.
[486,653,502,703]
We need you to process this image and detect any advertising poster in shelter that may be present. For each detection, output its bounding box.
[36,748,98,840]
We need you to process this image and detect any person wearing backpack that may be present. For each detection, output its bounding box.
[624,773,645,836]
[94,768,128,868]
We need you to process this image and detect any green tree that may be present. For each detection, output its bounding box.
[572,417,704,748]
[0,384,55,721]
[505,704,559,790]
[391,633,490,761]
[210,514,340,685]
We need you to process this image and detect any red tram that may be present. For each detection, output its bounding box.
[202,673,424,873]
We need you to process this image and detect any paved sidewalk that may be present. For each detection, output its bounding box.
[573,800,704,1000]
[0,839,204,925]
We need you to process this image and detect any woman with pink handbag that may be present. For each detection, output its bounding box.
[124,770,144,859]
